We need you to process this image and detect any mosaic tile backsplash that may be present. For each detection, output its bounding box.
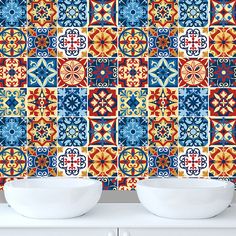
[0,0,235,191]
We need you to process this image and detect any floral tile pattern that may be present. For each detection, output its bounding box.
[0,0,235,191]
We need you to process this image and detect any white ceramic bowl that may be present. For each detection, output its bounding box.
[4,177,102,219]
[137,178,234,219]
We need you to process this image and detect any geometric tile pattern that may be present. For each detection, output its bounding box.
[0,0,236,190]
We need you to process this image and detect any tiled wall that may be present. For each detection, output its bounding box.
[0,0,235,191]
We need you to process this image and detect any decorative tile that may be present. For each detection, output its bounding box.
[209,88,236,116]
[179,117,208,147]
[179,0,208,27]
[58,88,87,116]
[0,117,26,146]
[210,0,236,26]
[118,117,148,146]
[118,28,148,57]
[0,147,27,177]
[210,117,236,146]
[0,0,26,27]
[0,28,27,57]
[95,177,118,190]
[179,28,208,57]
[118,147,148,177]
[58,0,87,27]
[149,28,178,57]
[27,88,57,116]
[148,0,178,27]
[88,88,117,116]
[27,0,57,27]
[57,147,87,177]
[0,88,26,116]
[118,0,148,27]
[149,147,178,177]
[89,0,117,26]
[209,27,236,57]
[28,28,57,57]
[179,88,208,116]
[148,117,178,147]
[118,177,145,190]
[27,147,57,177]
[148,88,178,116]
[148,58,178,87]
[209,58,236,87]
[27,117,57,147]
[179,58,208,87]
[88,27,117,57]
[88,117,117,146]
[118,88,147,116]
[178,147,208,177]
[58,28,87,58]
[27,58,57,87]
[58,117,87,147]
[88,58,117,87]
[118,58,148,88]
[0,58,27,88]
[88,147,117,177]
[209,147,236,177]
[58,58,87,87]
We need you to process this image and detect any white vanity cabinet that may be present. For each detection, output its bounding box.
[0,203,235,236]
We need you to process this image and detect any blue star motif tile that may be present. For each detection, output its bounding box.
[0,0,26,27]
[58,88,87,116]
[179,0,208,27]
[58,0,87,27]
[58,117,87,147]
[27,58,57,87]
[179,88,208,116]
[179,117,208,147]
[118,117,148,146]
[0,117,26,146]
[148,58,178,87]
[118,0,148,27]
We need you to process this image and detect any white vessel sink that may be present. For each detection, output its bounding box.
[4,177,102,219]
[137,178,234,219]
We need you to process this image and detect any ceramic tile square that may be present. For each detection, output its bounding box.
[148,88,178,116]
[0,0,236,190]
[88,88,117,116]
[209,58,236,87]
[57,147,87,177]
[0,0,26,27]
[148,58,178,87]
[118,147,148,177]
[0,147,27,177]
[58,88,87,116]
[88,58,117,87]
[27,58,57,87]
[178,147,208,177]
[179,58,208,87]
[58,117,87,147]
[118,0,148,27]
[118,117,148,146]
[27,147,57,177]
[118,58,148,87]
[0,117,27,146]
[27,117,57,147]
[0,58,27,88]
[58,58,87,87]
[88,147,117,177]
[0,88,26,116]
[149,147,178,177]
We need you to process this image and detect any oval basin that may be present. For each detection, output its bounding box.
[4,177,102,219]
[137,178,234,219]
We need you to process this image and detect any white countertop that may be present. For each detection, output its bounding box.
[0,203,236,228]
